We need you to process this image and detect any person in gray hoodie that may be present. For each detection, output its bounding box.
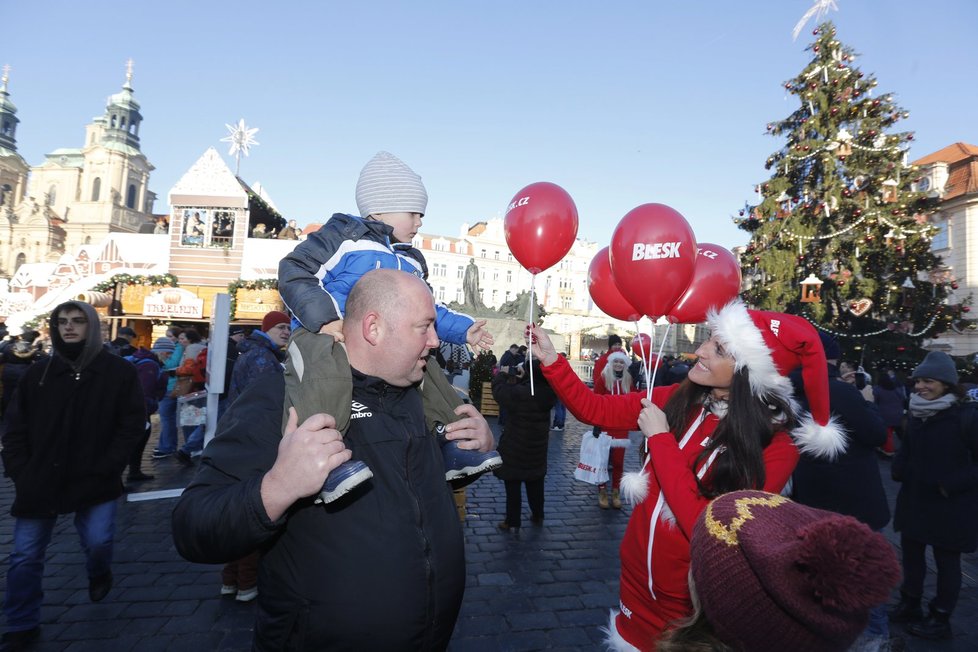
[0,301,145,650]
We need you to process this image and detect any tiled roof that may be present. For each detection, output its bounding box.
[911,142,978,166]
[912,142,978,201]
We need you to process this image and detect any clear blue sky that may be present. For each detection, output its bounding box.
[5,1,976,250]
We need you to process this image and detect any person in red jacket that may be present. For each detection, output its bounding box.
[527,300,847,651]
[595,350,638,509]
[592,333,624,395]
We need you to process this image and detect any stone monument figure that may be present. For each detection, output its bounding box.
[463,258,485,310]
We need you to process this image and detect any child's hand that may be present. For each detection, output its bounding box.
[319,320,345,343]
[466,320,494,352]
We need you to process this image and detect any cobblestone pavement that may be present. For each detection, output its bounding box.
[0,414,974,650]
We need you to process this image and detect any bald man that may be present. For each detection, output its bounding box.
[172,270,493,651]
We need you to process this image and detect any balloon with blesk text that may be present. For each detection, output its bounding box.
[609,203,697,320]
[588,247,642,322]
[504,182,579,275]
[667,243,742,324]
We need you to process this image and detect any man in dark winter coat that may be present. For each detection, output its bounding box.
[225,311,290,405]
[790,333,891,648]
[0,301,145,650]
[172,270,493,650]
[0,331,47,418]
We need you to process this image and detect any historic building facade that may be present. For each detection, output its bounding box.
[913,142,978,355]
[0,63,157,279]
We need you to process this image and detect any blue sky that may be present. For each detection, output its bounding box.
[4,1,976,250]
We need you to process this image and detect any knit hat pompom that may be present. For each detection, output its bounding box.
[691,490,901,651]
[795,517,901,612]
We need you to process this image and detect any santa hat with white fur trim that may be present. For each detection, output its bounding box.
[708,300,847,460]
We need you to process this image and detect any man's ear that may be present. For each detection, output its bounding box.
[361,312,382,346]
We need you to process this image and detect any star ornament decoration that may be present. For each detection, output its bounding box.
[221,119,260,158]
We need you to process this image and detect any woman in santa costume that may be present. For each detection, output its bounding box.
[595,350,639,510]
[526,300,847,651]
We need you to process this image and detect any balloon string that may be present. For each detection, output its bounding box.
[645,324,655,402]
[527,274,536,396]
[633,319,649,395]
[647,321,671,401]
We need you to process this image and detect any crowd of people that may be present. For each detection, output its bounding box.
[0,149,975,652]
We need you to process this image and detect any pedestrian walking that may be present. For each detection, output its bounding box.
[0,301,145,651]
[890,351,978,641]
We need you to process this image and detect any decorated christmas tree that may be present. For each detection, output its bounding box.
[735,21,971,371]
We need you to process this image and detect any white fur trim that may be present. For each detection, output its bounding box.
[602,610,641,652]
[792,412,848,460]
[659,500,677,527]
[708,301,794,404]
[620,469,649,505]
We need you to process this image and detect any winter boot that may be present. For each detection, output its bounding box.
[433,420,502,482]
[888,592,923,623]
[611,489,622,510]
[598,488,609,509]
[907,606,952,640]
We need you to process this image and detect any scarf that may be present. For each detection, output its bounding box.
[908,392,958,419]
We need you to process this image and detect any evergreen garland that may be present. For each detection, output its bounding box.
[227,278,280,318]
[92,273,178,293]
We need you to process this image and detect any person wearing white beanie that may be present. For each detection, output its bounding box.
[277,151,500,504]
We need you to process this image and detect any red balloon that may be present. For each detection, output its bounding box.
[667,243,742,324]
[609,204,697,319]
[630,333,652,360]
[588,247,642,322]
[504,182,579,274]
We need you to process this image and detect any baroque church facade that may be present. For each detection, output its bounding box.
[0,62,156,278]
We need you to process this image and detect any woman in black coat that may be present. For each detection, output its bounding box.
[491,360,557,530]
[890,352,978,641]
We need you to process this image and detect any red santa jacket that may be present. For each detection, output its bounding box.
[541,355,799,650]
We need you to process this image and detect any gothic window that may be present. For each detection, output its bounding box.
[120,116,127,130]
[14,253,25,272]
[92,177,101,202]
[110,114,117,129]
[126,184,136,209]
[46,185,56,206]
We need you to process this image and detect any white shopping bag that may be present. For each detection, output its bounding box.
[574,432,613,485]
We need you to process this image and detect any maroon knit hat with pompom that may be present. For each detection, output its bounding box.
[690,490,900,651]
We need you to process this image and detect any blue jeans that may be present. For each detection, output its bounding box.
[4,500,117,631]
[552,401,566,428]
[158,396,195,453]
[179,397,228,455]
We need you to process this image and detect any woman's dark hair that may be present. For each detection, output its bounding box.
[941,382,967,400]
[167,326,184,338]
[877,373,896,390]
[664,368,793,498]
[182,327,201,344]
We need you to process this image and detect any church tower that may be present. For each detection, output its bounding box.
[9,60,157,273]
[0,65,29,218]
